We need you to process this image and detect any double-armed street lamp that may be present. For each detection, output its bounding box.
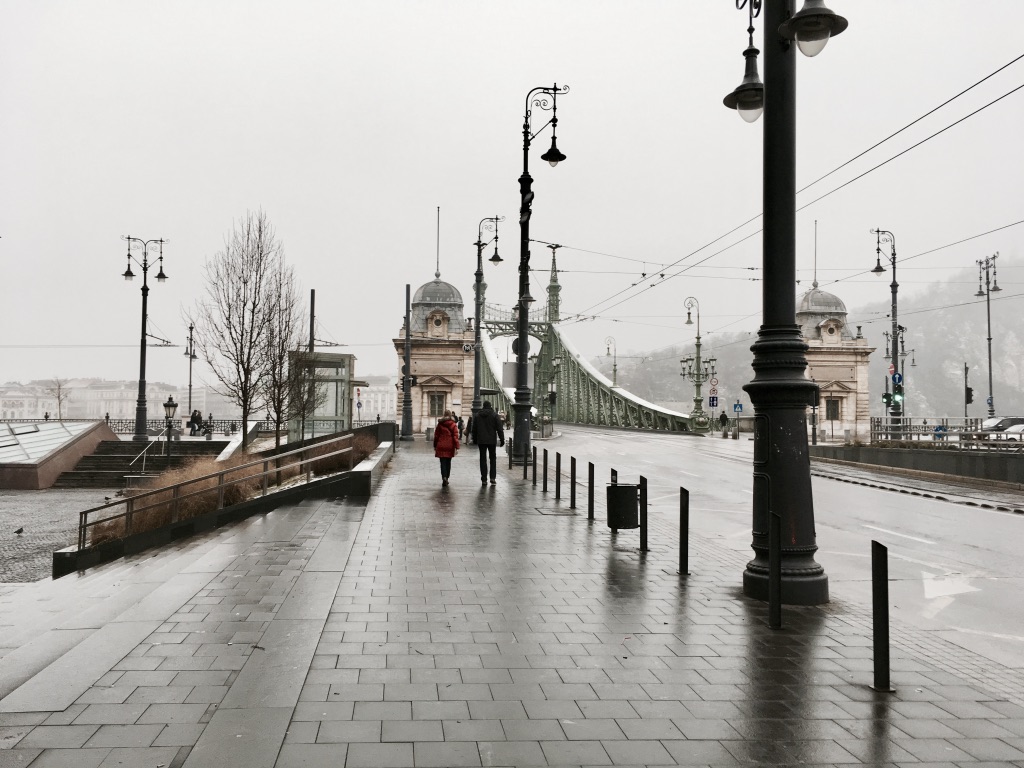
[122,236,168,441]
[472,216,504,423]
[184,322,198,415]
[871,228,902,431]
[680,297,716,433]
[722,0,846,605]
[975,253,1001,417]
[513,83,569,466]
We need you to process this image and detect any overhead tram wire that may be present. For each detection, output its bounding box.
[570,72,1024,319]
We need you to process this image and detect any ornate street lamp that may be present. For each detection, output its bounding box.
[725,0,846,605]
[472,215,504,425]
[680,297,716,433]
[975,252,1001,417]
[513,83,569,465]
[163,395,177,459]
[122,236,168,441]
[605,337,617,387]
[871,228,902,431]
[184,322,198,415]
[723,0,765,123]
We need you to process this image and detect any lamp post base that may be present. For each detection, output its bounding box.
[743,555,829,605]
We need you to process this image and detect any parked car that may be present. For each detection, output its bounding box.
[1002,423,1024,441]
[972,416,1024,440]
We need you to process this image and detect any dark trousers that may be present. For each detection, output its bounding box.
[439,457,452,479]
[478,444,497,480]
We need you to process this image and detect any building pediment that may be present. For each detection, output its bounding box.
[418,375,457,387]
[817,380,855,393]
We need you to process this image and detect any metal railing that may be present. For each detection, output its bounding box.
[869,416,1024,451]
[75,433,354,551]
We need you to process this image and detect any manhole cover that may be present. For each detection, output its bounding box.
[536,507,577,516]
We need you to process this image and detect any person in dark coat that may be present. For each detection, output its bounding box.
[719,411,729,430]
[433,410,460,487]
[472,401,504,485]
[457,415,466,441]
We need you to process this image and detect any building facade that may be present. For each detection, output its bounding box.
[797,283,875,442]
[393,274,475,435]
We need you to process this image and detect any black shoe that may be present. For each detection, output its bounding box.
[442,478,448,486]
[490,479,497,485]
[481,478,487,485]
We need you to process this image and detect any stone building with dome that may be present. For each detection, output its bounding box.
[393,272,475,435]
[797,282,874,442]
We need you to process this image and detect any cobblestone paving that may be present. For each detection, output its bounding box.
[0,488,120,583]
[2,443,1024,767]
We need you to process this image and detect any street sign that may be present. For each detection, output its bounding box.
[709,396,718,408]
[987,396,993,406]
[888,363,895,375]
[892,372,903,385]
[733,403,743,413]
[709,387,718,396]
[710,378,719,386]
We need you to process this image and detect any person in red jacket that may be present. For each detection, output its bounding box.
[433,410,460,487]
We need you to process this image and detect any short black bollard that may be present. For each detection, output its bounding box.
[555,453,561,500]
[611,468,618,484]
[542,449,548,493]
[679,486,689,576]
[769,511,782,629]
[588,462,595,520]
[532,446,537,486]
[872,540,894,692]
[639,476,648,552]
[570,457,576,508]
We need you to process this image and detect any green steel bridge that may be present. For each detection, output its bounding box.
[476,256,694,433]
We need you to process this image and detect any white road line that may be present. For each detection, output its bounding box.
[863,525,935,545]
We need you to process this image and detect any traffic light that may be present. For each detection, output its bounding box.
[882,392,892,407]
[893,384,904,404]
[965,386,974,404]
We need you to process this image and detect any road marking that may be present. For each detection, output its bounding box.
[864,525,935,545]
[950,626,1024,642]
[921,569,980,599]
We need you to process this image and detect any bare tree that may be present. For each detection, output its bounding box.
[46,377,71,420]
[194,209,281,452]
[261,262,305,448]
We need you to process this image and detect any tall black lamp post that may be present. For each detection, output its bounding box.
[975,253,1001,417]
[122,236,168,441]
[723,0,846,605]
[472,216,504,423]
[513,83,569,465]
[163,396,177,459]
[871,228,902,432]
[184,322,198,415]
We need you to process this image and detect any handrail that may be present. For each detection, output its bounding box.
[128,435,163,474]
[76,432,356,551]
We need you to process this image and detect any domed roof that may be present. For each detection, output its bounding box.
[413,275,463,305]
[798,282,847,316]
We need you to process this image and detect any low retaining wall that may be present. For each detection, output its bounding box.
[52,441,394,578]
[0,422,118,490]
[809,444,1023,489]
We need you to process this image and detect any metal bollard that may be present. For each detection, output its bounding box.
[588,462,595,520]
[570,457,576,508]
[679,487,689,575]
[555,453,561,500]
[639,475,648,552]
[611,468,617,484]
[872,540,894,692]
[532,447,537,486]
[769,511,782,629]
[522,441,527,478]
[542,449,548,493]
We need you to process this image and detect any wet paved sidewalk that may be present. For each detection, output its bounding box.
[2,440,1024,767]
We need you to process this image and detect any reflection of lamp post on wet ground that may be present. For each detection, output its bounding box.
[723,0,847,605]
[513,83,569,466]
[680,297,715,433]
[975,253,1001,418]
[163,396,177,459]
[122,236,168,442]
[472,216,504,424]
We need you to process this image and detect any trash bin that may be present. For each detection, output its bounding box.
[606,483,640,529]
[425,427,434,442]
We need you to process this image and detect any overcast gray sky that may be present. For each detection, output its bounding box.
[2,1,1022,389]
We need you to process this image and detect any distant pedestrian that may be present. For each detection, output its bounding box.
[433,410,460,487]
[465,415,474,444]
[719,411,728,430]
[43,412,50,421]
[473,401,504,485]
[457,415,465,440]
[376,413,381,423]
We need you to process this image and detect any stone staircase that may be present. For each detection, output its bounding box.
[51,439,231,488]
